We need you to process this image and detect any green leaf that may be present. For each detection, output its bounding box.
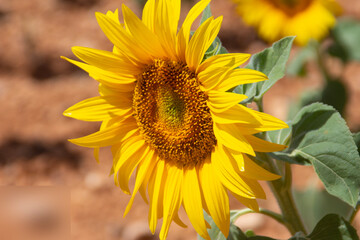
[234,36,294,102]
[320,80,348,116]
[294,187,354,231]
[267,126,292,146]
[353,132,360,155]
[328,18,360,62]
[288,232,307,240]
[307,214,359,240]
[274,103,360,207]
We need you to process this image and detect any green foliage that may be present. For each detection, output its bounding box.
[287,90,322,120]
[287,79,348,119]
[287,214,359,240]
[199,211,359,240]
[306,214,359,240]
[328,18,360,62]
[269,103,360,207]
[234,36,294,103]
[294,187,354,231]
[321,79,348,116]
[267,126,292,146]
[353,132,360,155]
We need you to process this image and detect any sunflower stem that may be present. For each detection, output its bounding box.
[265,154,307,235]
[232,208,286,227]
[315,42,332,82]
[349,202,360,224]
[255,99,307,235]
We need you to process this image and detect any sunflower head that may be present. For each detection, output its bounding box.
[133,58,216,168]
[63,0,288,239]
[233,0,342,45]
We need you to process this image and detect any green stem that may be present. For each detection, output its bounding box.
[265,154,307,235]
[255,99,307,235]
[315,43,332,82]
[349,203,360,224]
[232,208,286,227]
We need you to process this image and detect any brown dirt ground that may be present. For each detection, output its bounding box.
[0,0,359,239]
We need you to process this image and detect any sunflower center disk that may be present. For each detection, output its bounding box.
[271,0,312,15]
[133,59,216,168]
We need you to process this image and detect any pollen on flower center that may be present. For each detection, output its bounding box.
[133,59,216,168]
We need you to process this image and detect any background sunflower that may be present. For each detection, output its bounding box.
[233,0,342,46]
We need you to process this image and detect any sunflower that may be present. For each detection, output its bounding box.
[233,0,342,46]
[63,0,288,239]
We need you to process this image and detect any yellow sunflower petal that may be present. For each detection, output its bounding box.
[142,0,156,31]
[214,68,268,92]
[94,119,111,162]
[218,145,267,199]
[69,119,138,148]
[186,16,222,70]
[153,0,180,59]
[159,165,183,240]
[197,53,250,74]
[61,57,137,88]
[183,168,210,240]
[137,154,158,205]
[214,123,255,156]
[98,82,135,96]
[199,161,230,237]
[210,104,262,125]
[106,9,120,24]
[198,67,230,91]
[122,4,165,58]
[95,12,151,64]
[230,191,259,211]
[148,160,165,234]
[63,95,132,121]
[173,214,187,228]
[71,46,137,73]
[255,111,289,132]
[177,0,210,60]
[207,90,248,112]
[212,144,257,198]
[244,135,287,152]
[231,151,280,181]
[124,149,157,217]
[113,135,147,191]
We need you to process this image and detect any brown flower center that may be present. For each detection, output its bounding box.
[133,59,216,168]
[269,0,313,16]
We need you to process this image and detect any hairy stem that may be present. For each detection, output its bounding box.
[264,153,307,235]
[232,208,286,227]
[256,99,307,235]
[349,203,360,224]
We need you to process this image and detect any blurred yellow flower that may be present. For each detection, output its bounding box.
[233,0,342,45]
[63,0,287,239]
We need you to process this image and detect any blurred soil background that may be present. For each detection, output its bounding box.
[0,0,360,239]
